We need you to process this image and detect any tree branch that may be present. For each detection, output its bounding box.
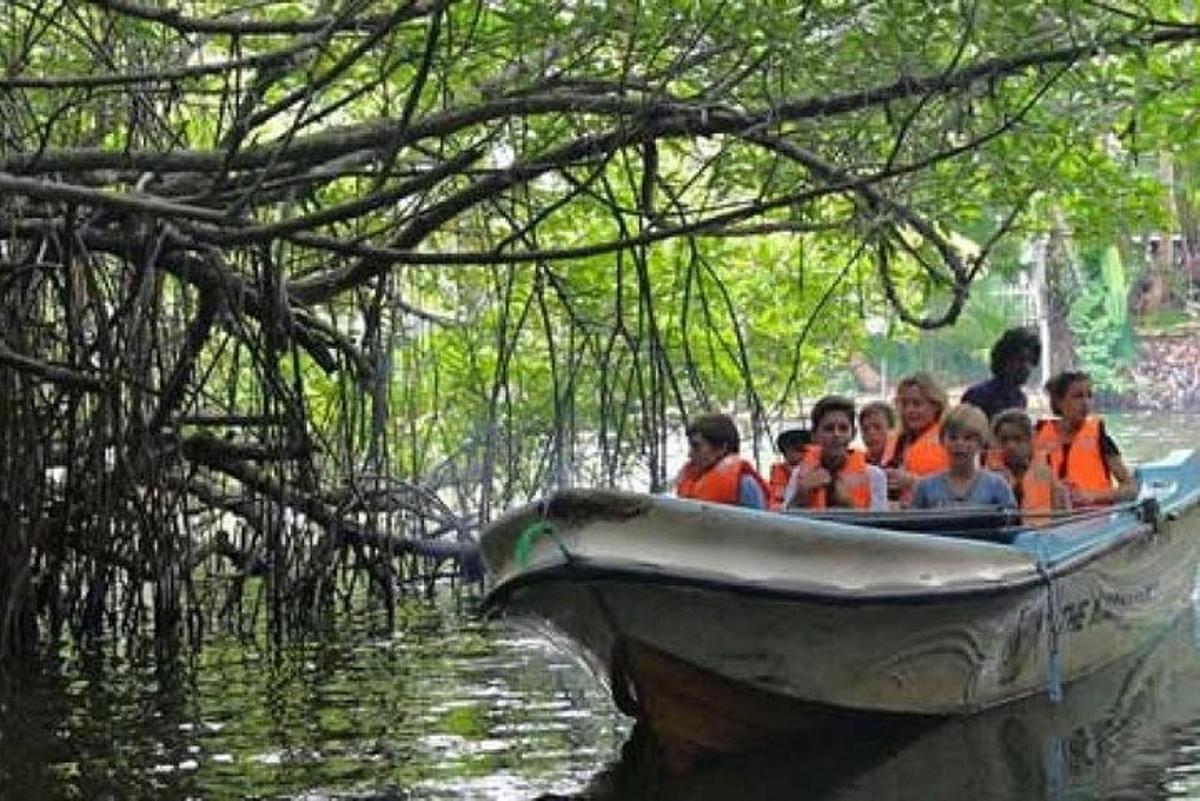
[86,0,439,36]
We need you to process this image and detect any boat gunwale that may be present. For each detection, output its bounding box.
[484,448,1200,610]
[483,514,1167,610]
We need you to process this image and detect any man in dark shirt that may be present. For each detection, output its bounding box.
[961,327,1041,419]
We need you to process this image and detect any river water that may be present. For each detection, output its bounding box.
[2,413,1199,800]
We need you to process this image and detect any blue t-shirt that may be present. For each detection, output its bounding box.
[738,474,767,509]
[910,470,1017,509]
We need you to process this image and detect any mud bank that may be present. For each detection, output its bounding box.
[1133,333,1200,410]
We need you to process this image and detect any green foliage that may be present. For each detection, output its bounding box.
[5,0,1200,513]
[1068,245,1138,392]
[864,272,1030,384]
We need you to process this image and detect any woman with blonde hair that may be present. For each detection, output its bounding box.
[882,372,950,504]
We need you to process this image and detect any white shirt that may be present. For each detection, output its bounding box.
[781,460,888,510]
[866,465,888,510]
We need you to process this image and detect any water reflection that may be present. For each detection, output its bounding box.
[4,595,1200,800]
[574,607,1200,801]
[0,601,628,800]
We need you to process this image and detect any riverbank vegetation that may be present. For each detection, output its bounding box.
[1,0,1199,661]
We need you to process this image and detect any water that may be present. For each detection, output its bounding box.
[620,610,1200,801]
[1,413,1198,800]
[1106,411,1200,464]
[0,605,628,800]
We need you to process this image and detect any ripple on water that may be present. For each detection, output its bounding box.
[0,600,622,799]
[414,768,596,801]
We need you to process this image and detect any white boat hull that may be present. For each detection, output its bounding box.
[483,450,1200,761]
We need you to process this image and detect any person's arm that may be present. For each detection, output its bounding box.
[786,465,833,508]
[1100,424,1138,502]
[1103,455,1138,503]
[885,467,917,494]
[738,474,767,509]
[829,470,860,509]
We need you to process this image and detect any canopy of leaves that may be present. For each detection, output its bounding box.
[0,0,1197,653]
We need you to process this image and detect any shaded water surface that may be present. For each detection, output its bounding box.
[2,412,1199,799]
[0,605,627,799]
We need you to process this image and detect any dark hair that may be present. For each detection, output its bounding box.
[686,412,741,453]
[991,408,1034,440]
[810,395,857,436]
[776,427,811,453]
[1044,371,1090,416]
[990,327,1041,376]
[858,400,896,429]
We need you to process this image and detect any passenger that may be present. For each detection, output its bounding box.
[988,409,1071,523]
[858,400,897,466]
[676,413,770,509]
[784,396,883,510]
[883,373,951,505]
[1035,371,1138,506]
[910,404,1017,510]
[961,326,1042,420]
[767,427,811,511]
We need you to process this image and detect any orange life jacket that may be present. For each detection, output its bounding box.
[676,454,769,506]
[1016,465,1056,520]
[985,449,1055,520]
[901,424,949,476]
[767,461,793,510]
[885,424,948,505]
[1034,416,1113,494]
[885,424,948,474]
[795,448,872,510]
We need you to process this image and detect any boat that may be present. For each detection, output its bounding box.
[480,449,1200,768]
[619,608,1200,800]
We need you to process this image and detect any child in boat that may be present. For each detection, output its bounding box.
[989,409,1071,523]
[785,395,885,510]
[766,427,811,510]
[883,373,951,504]
[910,404,1016,510]
[1036,371,1137,506]
[858,400,896,466]
[675,412,770,509]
